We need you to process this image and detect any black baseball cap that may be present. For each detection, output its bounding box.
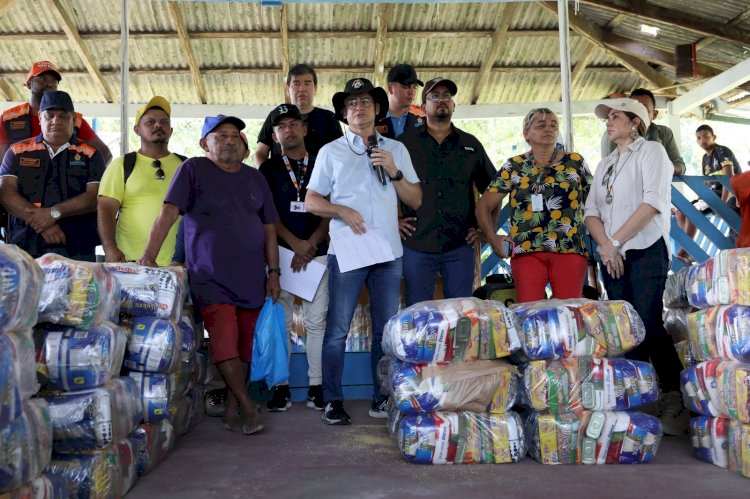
[422,77,458,104]
[269,104,304,126]
[387,64,423,86]
[40,90,74,112]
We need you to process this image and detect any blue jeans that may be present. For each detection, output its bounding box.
[402,245,475,307]
[601,238,682,392]
[322,256,403,404]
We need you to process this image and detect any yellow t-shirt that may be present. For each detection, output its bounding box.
[98,152,184,266]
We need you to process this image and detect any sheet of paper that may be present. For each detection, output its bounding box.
[329,224,395,273]
[278,247,326,301]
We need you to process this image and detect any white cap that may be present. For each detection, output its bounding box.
[594,98,650,129]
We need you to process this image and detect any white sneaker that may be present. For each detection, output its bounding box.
[659,391,689,436]
[368,399,389,419]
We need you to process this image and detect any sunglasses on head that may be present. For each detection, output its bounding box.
[152,159,165,180]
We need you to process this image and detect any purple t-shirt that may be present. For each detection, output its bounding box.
[164,157,280,308]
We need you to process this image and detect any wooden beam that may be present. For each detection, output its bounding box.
[0,80,14,101]
[539,2,676,95]
[471,3,518,105]
[577,0,750,46]
[694,5,750,52]
[46,0,114,102]
[373,4,391,87]
[167,1,207,104]
[570,43,596,87]
[280,5,290,103]
[604,13,628,30]
[0,0,21,16]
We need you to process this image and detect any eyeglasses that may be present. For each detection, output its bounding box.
[345,97,373,109]
[425,93,453,103]
[152,159,165,180]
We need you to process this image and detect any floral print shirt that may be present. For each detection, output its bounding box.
[486,152,592,256]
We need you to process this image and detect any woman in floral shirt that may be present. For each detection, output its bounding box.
[476,108,592,302]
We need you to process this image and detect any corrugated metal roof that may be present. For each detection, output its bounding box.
[0,0,749,113]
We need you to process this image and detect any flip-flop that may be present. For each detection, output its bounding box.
[241,422,264,435]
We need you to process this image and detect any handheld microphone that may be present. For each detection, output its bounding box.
[367,135,387,186]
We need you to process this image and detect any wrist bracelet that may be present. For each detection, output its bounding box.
[268,267,282,275]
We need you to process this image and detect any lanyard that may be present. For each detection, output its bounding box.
[525,151,557,193]
[282,153,308,201]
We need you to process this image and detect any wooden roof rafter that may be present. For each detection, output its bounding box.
[373,3,392,87]
[280,4,290,103]
[471,2,518,105]
[167,1,207,104]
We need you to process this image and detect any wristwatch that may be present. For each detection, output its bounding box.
[268,267,282,276]
[50,207,62,220]
[390,170,404,182]
[609,238,621,248]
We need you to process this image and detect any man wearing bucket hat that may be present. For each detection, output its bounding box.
[0,61,112,165]
[0,90,105,260]
[97,96,187,265]
[585,97,688,436]
[138,114,281,435]
[305,78,421,425]
[375,64,425,139]
[398,77,496,305]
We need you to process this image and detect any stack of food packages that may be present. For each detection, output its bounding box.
[28,255,205,497]
[290,300,371,354]
[0,246,57,497]
[679,247,750,478]
[381,297,526,465]
[512,299,663,465]
[663,266,695,369]
[380,297,665,465]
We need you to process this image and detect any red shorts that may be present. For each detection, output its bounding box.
[200,304,260,363]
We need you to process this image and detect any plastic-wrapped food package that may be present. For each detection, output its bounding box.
[681,360,750,423]
[0,399,52,493]
[178,314,197,356]
[511,299,645,360]
[675,340,697,370]
[688,305,750,362]
[522,357,659,414]
[104,263,184,321]
[726,248,750,306]
[185,384,204,435]
[526,410,662,465]
[1,474,63,499]
[397,411,525,464]
[127,372,172,424]
[36,255,120,328]
[170,396,191,436]
[690,416,729,468]
[6,331,39,400]
[728,419,750,478]
[134,419,175,475]
[193,351,207,387]
[45,377,143,451]
[664,267,691,309]
[664,307,690,343]
[126,431,148,478]
[0,335,22,428]
[383,298,521,364]
[389,359,517,415]
[35,322,127,392]
[0,245,43,333]
[686,249,750,309]
[116,437,139,495]
[123,317,182,374]
[345,303,371,353]
[45,447,121,499]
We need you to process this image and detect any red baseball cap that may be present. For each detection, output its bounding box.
[26,61,62,83]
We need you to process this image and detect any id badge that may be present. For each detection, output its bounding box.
[531,194,544,212]
[290,201,306,213]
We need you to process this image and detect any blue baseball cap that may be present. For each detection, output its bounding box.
[200,114,246,140]
[40,90,74,112]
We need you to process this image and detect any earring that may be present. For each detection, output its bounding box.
[630,128,638,140]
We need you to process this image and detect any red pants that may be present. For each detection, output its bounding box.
[510,252,587,303]
[200,304,260,363]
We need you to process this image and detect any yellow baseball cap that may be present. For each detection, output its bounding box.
[135,96,171,124]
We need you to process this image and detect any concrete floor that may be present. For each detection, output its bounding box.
[128,400,749,499]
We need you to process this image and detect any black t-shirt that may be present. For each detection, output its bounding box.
[257,107,342,158]
[703,144,742,197]
[259,154,328,257]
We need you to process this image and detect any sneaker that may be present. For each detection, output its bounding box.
[368,398,389,419]
[322,401,351,425]
[204,389,226,417]
[306,385,325,411]
[659,391,690,436]
[266,385,292,412]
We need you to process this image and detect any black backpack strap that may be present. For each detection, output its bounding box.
[174,153,187,162]
[123,151,137,185]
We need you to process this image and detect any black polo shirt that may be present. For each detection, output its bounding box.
[257,107,342,158]
[398,124,495,253]
[0,135,105,258]
[259,153,328,257]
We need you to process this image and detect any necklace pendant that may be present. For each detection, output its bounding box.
[605,192,613,205]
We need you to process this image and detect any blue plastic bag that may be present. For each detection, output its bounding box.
[250,297,289,388]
